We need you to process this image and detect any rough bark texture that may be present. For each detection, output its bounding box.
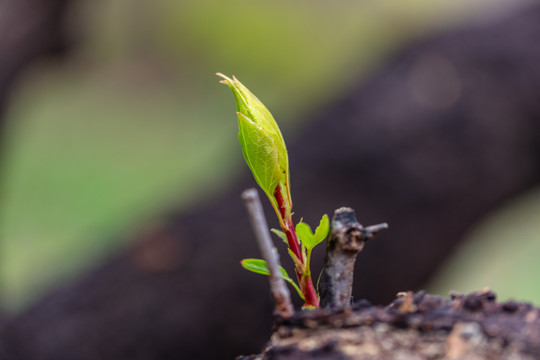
[319,208,387,309]
[319,208,366,309]
[2,3,540,360]
[238,290,540,360]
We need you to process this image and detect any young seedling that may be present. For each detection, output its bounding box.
[217,73,328,308]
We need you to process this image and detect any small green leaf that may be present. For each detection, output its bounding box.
[314,214,330,243]
[241,258,273,276]
[296,215,329,250]
[271,228,289,246]
[296,222,315,249]
[241,258,292,282]
[240,258,304,301]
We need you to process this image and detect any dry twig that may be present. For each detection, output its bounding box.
[242,188,294,317]
[319,207,388,308]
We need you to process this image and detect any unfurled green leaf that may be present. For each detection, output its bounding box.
[241,258,274,276]
[217,73,289,198]
[296,214,330,250]
[295,222,315,249]
[271,228,288,245]
[240,258,304,300]
[314,214,330,242]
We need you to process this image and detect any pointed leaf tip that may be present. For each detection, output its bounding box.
[216,73,233,86]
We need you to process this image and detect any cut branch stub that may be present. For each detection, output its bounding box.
[318,207,388,309]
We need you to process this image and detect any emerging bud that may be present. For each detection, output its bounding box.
[217,73,289,202]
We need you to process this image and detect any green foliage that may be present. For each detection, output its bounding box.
[296,214,330,250]
[241,259,304,300]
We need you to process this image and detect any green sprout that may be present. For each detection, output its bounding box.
[217,73,329,308]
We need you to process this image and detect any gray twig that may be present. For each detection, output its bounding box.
[242,188,294,318]
[318,207,388,308]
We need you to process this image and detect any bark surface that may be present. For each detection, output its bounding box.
[238,290,540,360]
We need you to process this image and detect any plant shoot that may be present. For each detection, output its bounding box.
[217,73,329,308]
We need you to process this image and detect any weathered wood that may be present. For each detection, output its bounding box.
[318,208,387,309]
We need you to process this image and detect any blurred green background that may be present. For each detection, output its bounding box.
[0,0,538,312]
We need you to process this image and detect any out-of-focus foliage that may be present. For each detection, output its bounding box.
[0,0,531,311]
[428,187,540,304]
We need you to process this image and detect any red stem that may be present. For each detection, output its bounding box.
[274,185,319,308]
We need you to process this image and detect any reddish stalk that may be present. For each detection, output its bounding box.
[274,185,320,308]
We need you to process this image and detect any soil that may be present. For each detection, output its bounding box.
[237,290,540,359]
